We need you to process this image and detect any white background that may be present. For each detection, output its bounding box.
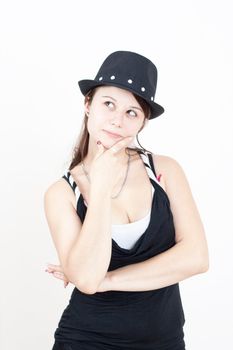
[1,0,233,349]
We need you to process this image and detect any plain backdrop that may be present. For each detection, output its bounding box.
[1,0,233,349]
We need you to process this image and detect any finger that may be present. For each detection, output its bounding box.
[46,263,61,268]
[46,263,63,272]
[53,271,69,282]
[54,274,70,288]
[53,271,64,277]
[53,272,66,281]
[50,271,69,284]
[109,136,133,154]
[64,281,69,288]
[93,140,105,159]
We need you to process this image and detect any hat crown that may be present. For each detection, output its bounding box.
[94,51,158,98]
[78,50,164,119]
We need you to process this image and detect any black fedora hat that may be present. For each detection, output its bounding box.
[78,50,165,120]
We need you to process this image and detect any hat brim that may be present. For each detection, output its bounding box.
[78,79,164,119]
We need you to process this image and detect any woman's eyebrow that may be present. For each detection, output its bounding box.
[101,95,143,112]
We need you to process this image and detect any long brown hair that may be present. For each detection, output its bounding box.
[68,87,152,171]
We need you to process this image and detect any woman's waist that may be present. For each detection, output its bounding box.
[55,284,185,347]
[71,283,178,305]
[65,283,185,326]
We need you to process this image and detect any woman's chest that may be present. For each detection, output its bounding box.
[110,179,154,224]
[71,167,154,225]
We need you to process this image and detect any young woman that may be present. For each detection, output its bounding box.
[44,50,209,350]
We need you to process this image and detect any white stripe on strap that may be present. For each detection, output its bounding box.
[66,171,81,199]
[139,151,164,188]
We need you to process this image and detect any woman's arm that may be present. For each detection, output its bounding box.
[103,155,209,292]
[44,180,113,295]
[67,185,113,293]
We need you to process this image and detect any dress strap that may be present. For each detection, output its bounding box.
[137,149,163,188]
[62,171,81,199]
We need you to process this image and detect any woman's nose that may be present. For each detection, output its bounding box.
[110,112,124,126]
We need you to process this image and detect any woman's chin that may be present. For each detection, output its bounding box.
[99,138,118,149]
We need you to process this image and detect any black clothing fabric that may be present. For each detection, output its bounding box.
[51,150,186,349]
[52,341,73,350]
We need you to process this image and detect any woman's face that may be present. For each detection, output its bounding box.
[85,86,147,148]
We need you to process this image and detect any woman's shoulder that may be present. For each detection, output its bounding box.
[43,177,76,209]
[151,153,179,165]
[150,153,187,192]
[150,152,192,203]
[151,153,184,171]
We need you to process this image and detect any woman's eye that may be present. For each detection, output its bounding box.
[105,101,114,108]
[128,110,137,117]
[104,101,137,117]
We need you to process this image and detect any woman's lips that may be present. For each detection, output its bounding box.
[103,130,123,139]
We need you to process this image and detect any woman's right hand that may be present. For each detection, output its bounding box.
[89,136,134,195]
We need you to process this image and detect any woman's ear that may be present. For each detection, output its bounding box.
[84,100,90,116]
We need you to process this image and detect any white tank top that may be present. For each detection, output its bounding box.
[111,186,155,249]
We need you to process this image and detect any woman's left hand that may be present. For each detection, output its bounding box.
[45,263,70,288]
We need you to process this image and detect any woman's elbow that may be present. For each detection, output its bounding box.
[77,281,97,294]
[200,257,209,273]
[197,249,210,273]
[68,273,97,294]
[187,243,209,275]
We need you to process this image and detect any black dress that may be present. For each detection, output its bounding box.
[51,150,186,350]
